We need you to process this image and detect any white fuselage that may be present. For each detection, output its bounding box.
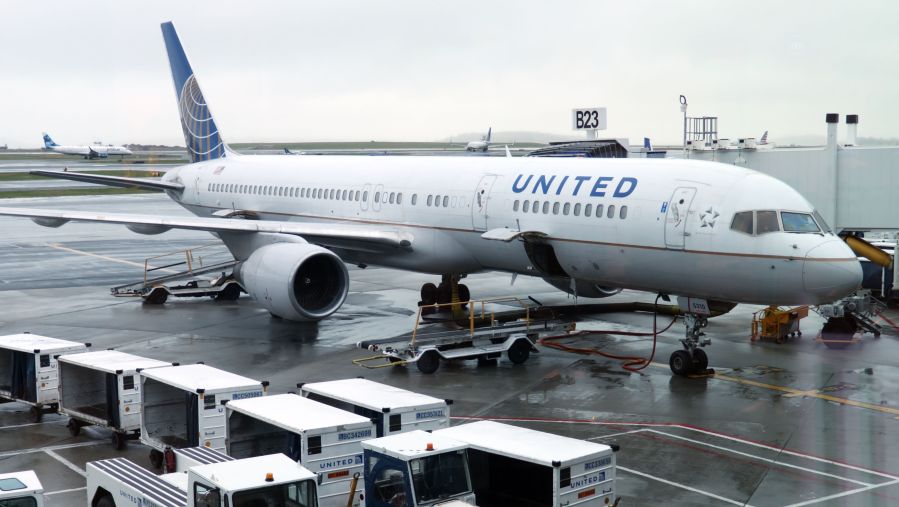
[48,144,132,157]
[465,141,489,152]
[162,155,860,306]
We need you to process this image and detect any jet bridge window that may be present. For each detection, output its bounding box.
[781,212,820,233]
[730,211,754,235]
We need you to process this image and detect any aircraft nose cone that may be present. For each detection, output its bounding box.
[803,240,863,303]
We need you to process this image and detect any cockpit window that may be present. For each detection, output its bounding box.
[812,210,832,233]
[730,211,753,235]
[756,210,780,234]
[781,212,820,233]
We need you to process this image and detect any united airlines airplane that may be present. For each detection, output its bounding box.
[0,22,861,375]
[42,132,132,159]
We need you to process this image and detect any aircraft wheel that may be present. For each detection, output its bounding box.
[67,419,82,437]
[420,283,438,305]
[691,348,709,372]
[669,350,694,376]
[457,284,471,303]
[822,317,856,349]
[507,341,531,364]
[416,351,440,374]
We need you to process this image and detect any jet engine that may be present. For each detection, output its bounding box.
[236,243,349,321]
[543,277,622,298]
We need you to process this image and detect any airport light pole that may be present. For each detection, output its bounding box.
[680,95,688,153]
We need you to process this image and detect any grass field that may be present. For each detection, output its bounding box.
[0,169,166,182]
[0,187,160,199]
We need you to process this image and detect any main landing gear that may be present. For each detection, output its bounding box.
[418,274,470,316]
[669,313,712,376]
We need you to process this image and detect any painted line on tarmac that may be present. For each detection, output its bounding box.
[617,465,755,506]
[782,478,899,507]
[588,428,647,441]
[45,487,86,496]
[0,419,65,430]
[453,415,899,481]
[0,440,103,458]
[645,429,872,487]
[46,242,147,268]
[45,449,86,477]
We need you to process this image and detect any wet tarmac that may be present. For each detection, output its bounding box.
[1,185,898,505]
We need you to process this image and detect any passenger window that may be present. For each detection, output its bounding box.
[301,188,306,198]
[585,203,592,217]
[375,192,380,203]
[411,194,417,205]
[607,205,615,218]
[596,204,603,217]
[782,212,820,233]
[389,192,396,204]
[730,211,754,235]
[532,200,540,214]
[363,191,369,201]
[397,193,403,205]
[563,203,570,215]
[452,196,458,208]
[356,191,361,201]
[523,200,530,212]
[620,205,628,219]
[551,202,559,214]
[435,195,441,207]
[542,202,549,214]
[574,203,581,216]
[443,196,449,207]
[513,200,519,212]
[756,210,780,234]
[427,195,433,206]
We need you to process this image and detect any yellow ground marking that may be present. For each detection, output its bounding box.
[47,242,146,268]
[648,362,899,418]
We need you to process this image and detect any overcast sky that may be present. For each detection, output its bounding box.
[1,1,896,147]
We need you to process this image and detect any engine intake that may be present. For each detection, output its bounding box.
[237,243,349,321]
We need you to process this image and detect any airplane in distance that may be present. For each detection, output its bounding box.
[0,22,862,376]
[42,132,132,159]
[462,127,496,152]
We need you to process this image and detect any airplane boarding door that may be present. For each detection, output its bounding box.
[664,187,697,249]
[471,175,498,231]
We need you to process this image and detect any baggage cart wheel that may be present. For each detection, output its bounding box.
[416,351,440,374]
[215,282,241,301]
[112,432,126,450]
[149,449,164,469]
[67,419,81,437]
[30,405,43,423]
[507,340,531,365]
[144,287,168,305]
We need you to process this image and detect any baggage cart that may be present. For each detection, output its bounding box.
[139,363,267,470]
[226,393,374,507]
[0,333,89,421]
[57,349,173,449]
[300,378,450,437]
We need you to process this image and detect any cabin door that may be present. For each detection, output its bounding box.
[471,175,498,231]
[664,187,697,249]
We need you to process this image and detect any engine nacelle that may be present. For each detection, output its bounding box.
[544,277,622,298]
[236,243,349,321]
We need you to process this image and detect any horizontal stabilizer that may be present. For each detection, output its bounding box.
[30,170,184,192]
[0,207,413,251]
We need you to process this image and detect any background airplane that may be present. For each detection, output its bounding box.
[42,132,132,159]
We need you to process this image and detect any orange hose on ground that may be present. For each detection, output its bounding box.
[538,298,679,372]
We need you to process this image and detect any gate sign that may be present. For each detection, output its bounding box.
[572,107,607,131]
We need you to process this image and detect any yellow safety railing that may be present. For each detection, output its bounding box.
[142,242,231,284]
[410,296,536,350]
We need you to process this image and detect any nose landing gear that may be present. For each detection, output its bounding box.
[669,313,712,376]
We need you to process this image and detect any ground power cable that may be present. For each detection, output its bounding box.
[537,294,678,372]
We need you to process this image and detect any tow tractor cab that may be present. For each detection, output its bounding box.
[0,333,89,422]
[437,421,618,507]
[86,451,318,507]
[361,430,477,507]
[300,378,450,437]
[225,393,374,507]
[139,363,268,470]
[0,470,44,507]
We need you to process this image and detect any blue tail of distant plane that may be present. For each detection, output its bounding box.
[160,21,227,163]
[486,127,492,143]
[643,137,653,151]
[42,132,58,148]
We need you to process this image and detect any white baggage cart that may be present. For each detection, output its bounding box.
[300,378,450,437]
[437,421,619,506]
[139,363,267,470]
[57,350,173,449]
[0,333,89,421]
[226,393,374,507]
[0,470,44,507]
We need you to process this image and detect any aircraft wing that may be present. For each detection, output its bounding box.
[0,207,413,252]
[30,170,184,192]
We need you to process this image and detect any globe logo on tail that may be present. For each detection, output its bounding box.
[178,75,225,163]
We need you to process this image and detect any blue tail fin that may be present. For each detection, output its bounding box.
[643,137,653,151]
[42,132,58,148]
[160,22,227,163]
